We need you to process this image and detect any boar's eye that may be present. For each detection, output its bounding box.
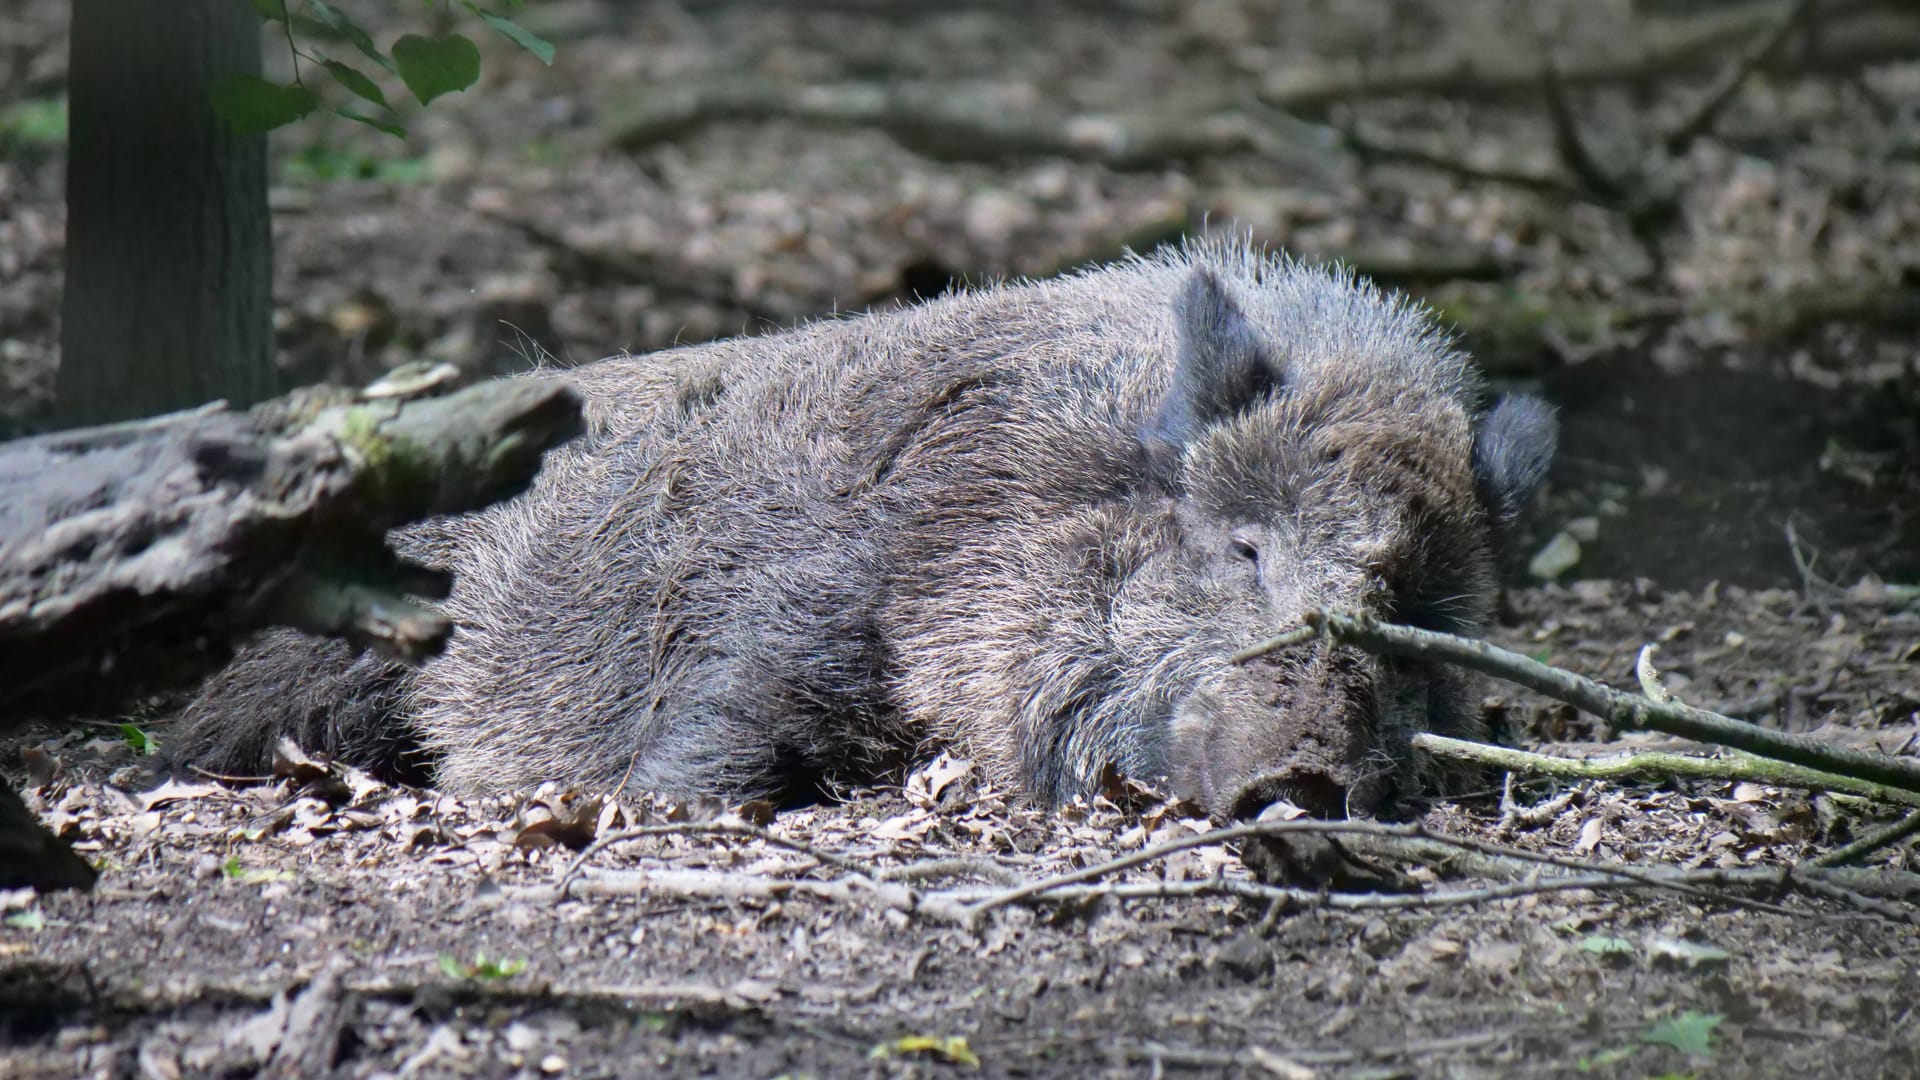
[1229,530,1260,563]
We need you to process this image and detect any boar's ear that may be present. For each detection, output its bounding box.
[1473,394,1558,525]
[1147,268,1282,448]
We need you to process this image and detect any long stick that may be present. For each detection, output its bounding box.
[1253,611,1920,796]
[1412,733,1920,809]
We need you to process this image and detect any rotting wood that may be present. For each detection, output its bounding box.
[0,376,583,718]
[0,373,582,891]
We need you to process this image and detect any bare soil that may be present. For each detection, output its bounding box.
[4,1,1920,1076]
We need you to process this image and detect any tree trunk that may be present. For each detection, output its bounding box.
[58,0,275,427]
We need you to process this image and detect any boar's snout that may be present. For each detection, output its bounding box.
[1169,640,1402,821]
[1222,767,1353,822]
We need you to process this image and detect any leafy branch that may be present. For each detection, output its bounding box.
[212,0,554,138]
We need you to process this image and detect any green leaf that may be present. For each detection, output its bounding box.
[391,33,481,105]
[249,0,288,19]
[869,1035,980,1068]
[221,857,295,884]
[321,59,388,109]
[210,75,320,133]
[1641,1011,1722,1057]
[461,4,554,65]
[5,909,46,932]
[0,98,67,144]
[118,722,157,755]
[1578,935,1634,956]
[306,0,397,73]
[334,107,407,140]
[440,951,527,980]
[1575,1046,1638,1070]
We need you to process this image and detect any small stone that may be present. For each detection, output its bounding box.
[1647,938,1732,971]
[1564,516,1601,543]
[540,1054,568,1074]
[1569,579,1615,607]
[962,191,1037,248]
[1215,933,1273,980]
[1528,532,1582,580]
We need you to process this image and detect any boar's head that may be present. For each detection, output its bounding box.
[1144,267,1555,820]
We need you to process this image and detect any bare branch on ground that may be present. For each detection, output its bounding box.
[553,818,871,898]
[1270,611,1920,797]
[536,815,1920,929]
[1258,0,1917,112]
[1807,810,1920,869]
[605,81,1268,170]
[1662,0,1822,154]
[1412,732,1920,809]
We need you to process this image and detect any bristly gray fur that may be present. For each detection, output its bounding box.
[175,237,1555,817]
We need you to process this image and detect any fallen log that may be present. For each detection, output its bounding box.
[0,372,583,889]
[1,374,581,715]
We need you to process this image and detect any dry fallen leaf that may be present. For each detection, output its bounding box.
[512,793,605,851]
[905,752,976,808]
[136,780,224,812]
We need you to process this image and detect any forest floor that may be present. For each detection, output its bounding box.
[4,0,1920,1076]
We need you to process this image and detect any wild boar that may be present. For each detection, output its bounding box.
[175,240,1555,820]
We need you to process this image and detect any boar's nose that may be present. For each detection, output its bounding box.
[1225,767,1350,821]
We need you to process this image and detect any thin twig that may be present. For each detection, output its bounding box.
[525,812,1920,926]
[1540,59,1626,203]
[941,868,1793,911]
[1332,121,1579,198]
[539,849,1836,923]
[554,819,867,899]
[1123,1030,1508,1072]
[1412,732,1920,809]
[955,817,1801,921]
[1497,783,1584,834]
[1635,644,1674,704]
[1663,0,1820,154]
[1296,610,1920,796]
[1228,624,1317,665]
[1786,519,1844,603]
[1807,809,1920,868]
[873,856,1028,886]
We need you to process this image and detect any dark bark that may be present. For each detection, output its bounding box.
[1,377,584,719]
[58,0,276,426]
[0,782,96,892]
